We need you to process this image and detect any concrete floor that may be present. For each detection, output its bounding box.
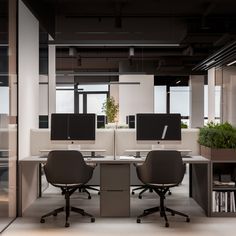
[2,175,236,236]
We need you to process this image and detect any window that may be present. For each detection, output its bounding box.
[76,84,108,114]
[154,85,190,125]
[204,85,221,124]
[154,86,166,113]
[56,86,74,113]
[55,84,108,114]
[87,94,107,114]
[170,87,190,117]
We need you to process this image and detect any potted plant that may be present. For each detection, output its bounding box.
[198,122,236,160]
[102,96,119,127]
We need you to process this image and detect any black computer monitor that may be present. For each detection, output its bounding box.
[51,113,96,141]
[97,115,106,128]
[69,114,95,140]
[136,113,181,141]
[127,115,135,129]
[51,113,69,140]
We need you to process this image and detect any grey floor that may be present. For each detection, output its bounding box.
[2,174,236,236]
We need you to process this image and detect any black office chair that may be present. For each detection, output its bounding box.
[136,150,190,227]
[40,150,95,227]
[78,184,100,199]
[131,185,153,198]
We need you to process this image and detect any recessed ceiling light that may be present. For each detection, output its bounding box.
[205,60,215,67]
[227,60,236,66]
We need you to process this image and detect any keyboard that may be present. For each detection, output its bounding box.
[84,155,105,158]
[182,155,192,158]
[39,155,48,158]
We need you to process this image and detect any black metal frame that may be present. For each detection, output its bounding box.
[40,186,95,227]
[137,186,190,227]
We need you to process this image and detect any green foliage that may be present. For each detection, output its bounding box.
[181,121,188,128]
[102,96,119,123]
[198,122,236,148]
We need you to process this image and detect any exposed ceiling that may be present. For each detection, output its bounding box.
[18,0,236,77]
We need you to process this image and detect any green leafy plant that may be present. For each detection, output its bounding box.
[102,96,119,123]
[198,122,236,148]
[181,121,188,128]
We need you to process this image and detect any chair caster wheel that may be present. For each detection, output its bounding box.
[65,222,70,227]
[91,217,95,223]
[98,192,100,195]
[88,196,91,199]
[131,191,135,195]
[165,222,169,227]
[168,191,171,195]
[137,218,141,223]
[171,212,175,216]
[186,217,190,222]
[40,218,45,223]
[138,195,142,199]
[53,212,57,216]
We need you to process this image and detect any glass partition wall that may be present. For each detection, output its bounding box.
[0,0,18,232]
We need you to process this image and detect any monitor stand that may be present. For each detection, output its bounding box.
[151,142,165,150]
[67,143,81,151]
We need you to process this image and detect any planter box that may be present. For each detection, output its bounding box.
[200,145,236,161]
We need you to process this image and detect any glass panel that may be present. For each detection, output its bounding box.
[87,94,107,114]
[204,85,208,121]
[154,86,166,113]
[204,85,221,124]
[0,0,18,230]
[56,90,74,113]
[0,87,9,114]
[170,86,190,116]
[79,94,83,113]
[215,86,221,119]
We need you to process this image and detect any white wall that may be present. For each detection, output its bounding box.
[48,45,56,127]
[189,75,204,128]
[18,0,39,160]
[221,67,236,125]
[208,68,215,122]
[39,75,48,115]
[119,75,154,124]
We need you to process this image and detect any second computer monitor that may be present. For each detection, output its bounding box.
[136,113,181,142]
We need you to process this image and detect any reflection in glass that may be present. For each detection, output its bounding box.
[0,0,17,231]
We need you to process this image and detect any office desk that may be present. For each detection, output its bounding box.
[19,155,210,217]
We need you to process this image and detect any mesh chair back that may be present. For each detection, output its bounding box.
[137,150,184,185]
[44,150,93,185]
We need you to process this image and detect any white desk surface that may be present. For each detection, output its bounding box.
[126,149,192,152]
[20,155,209,164]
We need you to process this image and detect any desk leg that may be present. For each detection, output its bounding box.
[191,163,209,216]
[38,164,42,198]
[18,162,39,216]
[189,164,192,198]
